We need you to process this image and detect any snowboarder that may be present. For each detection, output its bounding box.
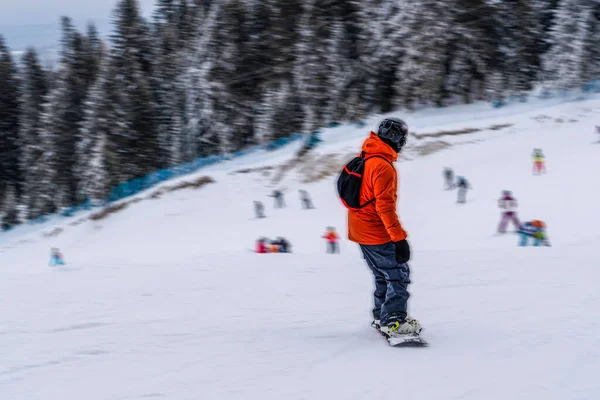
[322,227,340,254]
[270,190,286,208]
[518,220,551,247]
[341,117,421,340]
[532,148,546,175]
[443,167,454,190]
[455,176,472,203]
[299,190,315,209]
[49,248,65,266]
[497,190,520,233]
[254,201,266,219]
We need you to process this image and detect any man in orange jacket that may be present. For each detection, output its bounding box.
[348,118,421,337]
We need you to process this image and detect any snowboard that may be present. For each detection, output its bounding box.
[373,325,428,347]
[386,333,428,347]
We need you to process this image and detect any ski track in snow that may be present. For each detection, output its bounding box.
[2,98,600,399]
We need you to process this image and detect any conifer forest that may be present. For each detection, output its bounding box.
[0,0,598,227]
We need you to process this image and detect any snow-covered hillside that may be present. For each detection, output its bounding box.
[2,98,600,400]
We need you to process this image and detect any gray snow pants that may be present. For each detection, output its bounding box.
[360,242,411,326]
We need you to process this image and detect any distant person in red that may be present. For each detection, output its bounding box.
[322,227,340,254]
[497,190,520,233]
[256,238,268,254]
[532,148,546,175]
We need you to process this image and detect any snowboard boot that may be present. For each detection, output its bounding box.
[380,317,422,336]
[371,320,381,330]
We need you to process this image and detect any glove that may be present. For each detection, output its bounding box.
[394,239,411,264]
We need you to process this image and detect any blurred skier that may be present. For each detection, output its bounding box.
[497,190,520,233]
[299,189,315,209]
[254,201,265,219]
[338,117,421,338]
[270,190,286,208]
[443,167,454,190]
[532,148,546,175]
[596,126,600,143]
[518,220,551,246]
[322,227,340,254]
[49,248,65,266]
[455,176,472,203]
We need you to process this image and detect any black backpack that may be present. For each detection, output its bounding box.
[337,152,393,210]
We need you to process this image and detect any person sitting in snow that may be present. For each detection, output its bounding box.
[272,237,292,253]
[49,248,65,266]
[322,227,340,254]
[256,238,268,254]
[518,220,551,247]
[532,148,546,175]
[497,190,520,233]
[455,176,472,203]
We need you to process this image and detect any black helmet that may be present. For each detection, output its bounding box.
[377,117,409,152]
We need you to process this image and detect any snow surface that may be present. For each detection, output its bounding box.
[2,98,600,399]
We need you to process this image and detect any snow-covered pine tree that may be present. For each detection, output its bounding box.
[493,0,544,97]
[372,0,407,113]
[293,0,333,133]
[197,0,249,154]
[447,0,502,104]
[396,0,453,108]
[254,87,276,145]
[0,36,21,204]
[76,56,120,203]
[154,9,183,166]
[324,20,352,122]
[256,0,304,138]
[0,183,19,229]
[579,2,600,84]
[331,0,366,121]
[83,23,105,89]
[19,48,52,219]
[543,0,591,90]
[111,0,161,178]
[536,0,562,54]
[39,18,101,208]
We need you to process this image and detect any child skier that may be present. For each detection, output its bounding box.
[455,176,472,203]
[443,167,454,190]
[256,238,268,253]
[322,227,340,254]
[49,248,65,266]
[518,220,551,247]
[532,148,546,175]
[497,190,520,233]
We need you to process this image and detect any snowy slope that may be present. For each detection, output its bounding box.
[2,98,600,400]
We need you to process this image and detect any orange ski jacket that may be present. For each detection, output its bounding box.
[347,132,407,245]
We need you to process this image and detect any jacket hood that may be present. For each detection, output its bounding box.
[361,132,398,162]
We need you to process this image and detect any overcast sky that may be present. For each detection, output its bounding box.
[0,0,155,26]
[0,0,156,52]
